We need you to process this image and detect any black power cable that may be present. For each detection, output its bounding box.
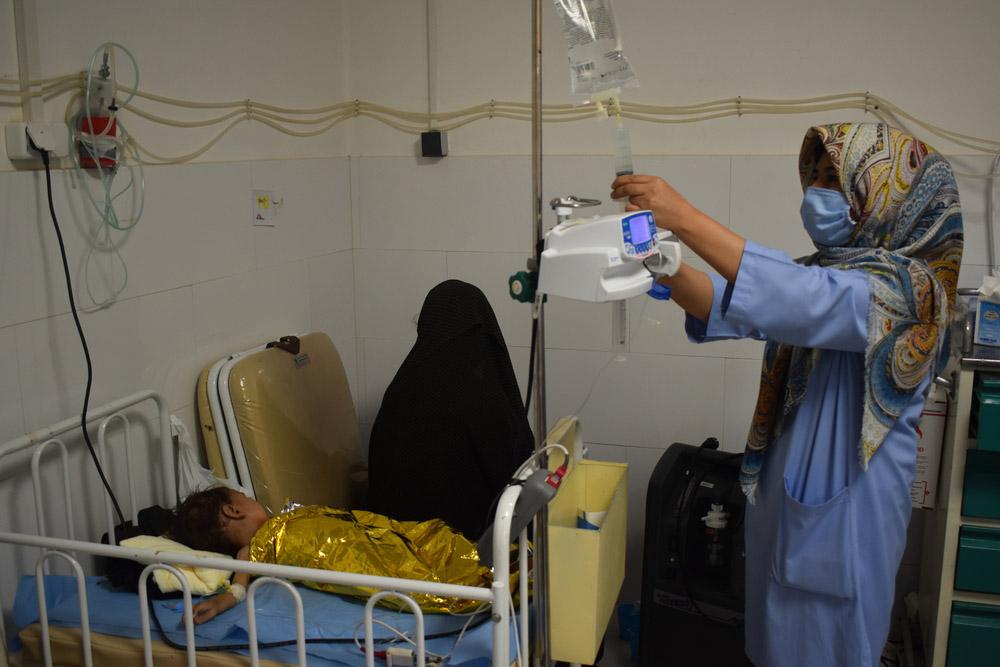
[32,137,126,526]
[524,317,538,414]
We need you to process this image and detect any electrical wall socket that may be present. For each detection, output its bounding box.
[5,122,71,160]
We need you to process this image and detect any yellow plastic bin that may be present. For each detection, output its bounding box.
[548,457,628,664]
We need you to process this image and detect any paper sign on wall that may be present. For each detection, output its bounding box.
[252,189,278,227]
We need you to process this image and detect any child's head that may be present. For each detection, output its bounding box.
[170,487,269,556]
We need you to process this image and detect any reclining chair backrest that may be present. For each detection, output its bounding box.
[197,332,366,512]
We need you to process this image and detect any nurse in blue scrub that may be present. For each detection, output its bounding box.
[611,123,963,667]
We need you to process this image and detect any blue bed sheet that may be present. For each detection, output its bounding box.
[14,576,508,666]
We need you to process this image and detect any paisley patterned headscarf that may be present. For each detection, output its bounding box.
[740,123,964,501]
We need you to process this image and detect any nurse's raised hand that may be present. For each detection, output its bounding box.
[610,174,696,233]
[613,173,745,283]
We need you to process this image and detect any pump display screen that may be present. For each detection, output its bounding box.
[621,212,656,257]
[629,216,652,244]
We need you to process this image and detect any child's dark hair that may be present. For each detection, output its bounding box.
[169,487,238,556]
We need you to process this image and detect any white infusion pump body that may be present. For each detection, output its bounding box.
[537,210,681,302]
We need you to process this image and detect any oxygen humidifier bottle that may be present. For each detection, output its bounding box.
[701,503,728,569]
[80,51,118,170]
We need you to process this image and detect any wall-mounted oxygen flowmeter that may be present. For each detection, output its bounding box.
[535,196,682,302]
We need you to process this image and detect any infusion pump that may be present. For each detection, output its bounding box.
[537,208,682,302]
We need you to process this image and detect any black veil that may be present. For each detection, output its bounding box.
[367,280,534,538]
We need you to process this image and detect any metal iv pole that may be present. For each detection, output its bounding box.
[530,2,552,667]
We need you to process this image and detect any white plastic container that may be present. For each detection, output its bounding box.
[911,384,948,509]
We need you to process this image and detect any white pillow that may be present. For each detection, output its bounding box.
[120,535,234,595]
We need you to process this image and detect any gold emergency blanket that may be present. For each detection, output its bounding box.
[249,506,491,614]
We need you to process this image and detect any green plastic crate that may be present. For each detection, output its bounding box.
[978,373,1000,390]
[974,389,1000,452]
[955,526,1000,594]
[976,373,1000,449]
[972,382,1000,452]
[948,602,1000,667]
[964,449,1000,519]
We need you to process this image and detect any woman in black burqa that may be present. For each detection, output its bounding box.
[368,280,534,539]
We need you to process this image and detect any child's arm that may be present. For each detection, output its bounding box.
[192,545,251,624]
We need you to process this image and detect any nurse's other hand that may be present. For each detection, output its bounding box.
[611,175,695,232]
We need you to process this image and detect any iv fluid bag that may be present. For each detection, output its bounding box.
[552,0,639,98]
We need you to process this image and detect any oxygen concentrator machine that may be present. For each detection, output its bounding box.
[536,197,681,302]
[640,440,752,666]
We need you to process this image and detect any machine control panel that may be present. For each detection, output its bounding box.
[621,211,658,259]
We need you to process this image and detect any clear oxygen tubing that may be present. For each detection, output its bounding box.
[6,59,1000,169]
[2,80,992,151]
[70,42,145,310]
[11,73,1000,166]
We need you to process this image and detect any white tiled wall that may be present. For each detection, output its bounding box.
[0,170,82,328]
[953,156,998,287]
[308,251,360,406]
[730,155,815,258]
[252,160,353,268]
[359,337,415,425]
[0,156,356,452]
[0,327,24,444]
[357,157,531,253]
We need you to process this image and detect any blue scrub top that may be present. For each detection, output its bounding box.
[686,241,927,667]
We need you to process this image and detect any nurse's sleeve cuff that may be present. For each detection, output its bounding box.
[685,273,752,342]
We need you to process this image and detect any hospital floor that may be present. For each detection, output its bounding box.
[597,624,634,666]
[594,637,915,667]
[588,615,635,667]
[589,617,919,667]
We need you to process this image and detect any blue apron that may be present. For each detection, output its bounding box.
[686,241,925,667]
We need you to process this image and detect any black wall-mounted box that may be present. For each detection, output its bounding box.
[420,130,448,158]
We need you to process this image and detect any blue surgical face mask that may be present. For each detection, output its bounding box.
[800,186,855,247]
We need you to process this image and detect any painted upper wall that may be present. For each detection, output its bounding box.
[350,0,1000,157]
[0,0,351,171]
[3,1,998,166]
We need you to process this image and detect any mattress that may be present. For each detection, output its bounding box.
[14,575,505,667]
[17,625,288,667]
[196,332,367,512]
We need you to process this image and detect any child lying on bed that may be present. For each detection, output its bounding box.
[168,487,492,623]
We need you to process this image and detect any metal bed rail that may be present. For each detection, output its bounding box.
[0,391,530,667]
[0,389,175,509]
[2,522,528,667]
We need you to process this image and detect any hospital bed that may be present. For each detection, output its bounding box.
[196,332,367,513]
[0,390,528,667]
